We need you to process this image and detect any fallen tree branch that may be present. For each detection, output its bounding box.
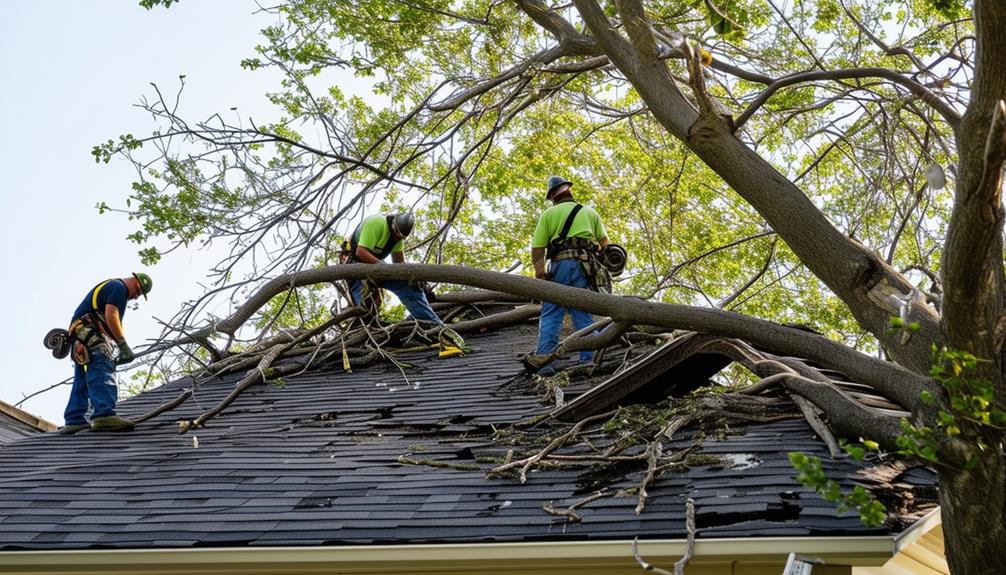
[542,490,608,522]
[174,308,365,432]
[487,409,616,483]
[207,263,932,410]
[675,498,696,575]
[635,440,663,515]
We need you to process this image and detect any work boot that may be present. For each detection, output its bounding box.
[90,415,135,432]
[439,327,467,351]
[59,423,91,435]
[522,353,555,375]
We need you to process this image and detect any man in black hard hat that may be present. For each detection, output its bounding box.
[524,176,610,375]
[343,212,442,323]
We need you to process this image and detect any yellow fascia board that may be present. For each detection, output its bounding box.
[0,536,896,575]
[893,507,942,555]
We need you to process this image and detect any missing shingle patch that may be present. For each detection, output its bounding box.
[295,497,333,508]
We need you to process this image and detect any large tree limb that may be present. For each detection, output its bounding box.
[571,0,942,375]
[733,67,961,131]
[209,264,932,409]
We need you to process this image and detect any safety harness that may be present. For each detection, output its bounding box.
[545,204,584,261]
[68,280,121,365]
[545,204,612,293]
[341,216,400,263]
[338,217,401,316]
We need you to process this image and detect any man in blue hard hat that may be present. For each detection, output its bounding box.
[524,177,610,376]
[60,273,152,434]
[342,212,442,323]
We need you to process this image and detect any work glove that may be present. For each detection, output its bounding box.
[116,341,135,365]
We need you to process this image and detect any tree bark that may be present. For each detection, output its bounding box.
[939,452,1006,575]
[212,263,933,409]
[942,0,1006,384]
[572,0,942,374]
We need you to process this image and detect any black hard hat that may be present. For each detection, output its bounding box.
[392,212,415,237]
[546,176,573,200]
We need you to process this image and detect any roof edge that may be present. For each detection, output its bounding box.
[0,400,57,432]
[893,506,942,554]
[0,536,897,574]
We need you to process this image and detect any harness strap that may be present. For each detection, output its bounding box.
[376,216,399,259]
[91,280,111,310]
[547,204,584,260]
[347,216,400,262]
[72,280,117,342]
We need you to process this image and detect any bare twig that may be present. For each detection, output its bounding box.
[486,409,616,483]
[674,498,696,575]
[542,490,608,522]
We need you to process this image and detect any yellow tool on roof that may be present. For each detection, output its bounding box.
[438,346,464,358]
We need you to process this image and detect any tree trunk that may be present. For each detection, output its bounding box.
[939,451,1006,575]
[572,0,942,374]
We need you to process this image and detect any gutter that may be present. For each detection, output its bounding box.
[893,507,942,555]
[0,535,900,575]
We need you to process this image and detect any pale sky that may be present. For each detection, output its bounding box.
[0,1,308,423]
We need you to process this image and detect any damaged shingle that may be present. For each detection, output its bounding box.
[0,323,937,551]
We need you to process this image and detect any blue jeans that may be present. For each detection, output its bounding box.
[535,259,595,364]
[64,350,118,425]
[348,279,442,324]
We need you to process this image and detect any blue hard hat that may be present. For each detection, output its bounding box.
[546,176,573,200]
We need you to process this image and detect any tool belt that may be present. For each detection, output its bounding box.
[67,315,115,366]
[551,237,597,262]
[338,239,383,316]
[548,237,611,294]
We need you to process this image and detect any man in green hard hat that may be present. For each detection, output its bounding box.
[60,273,152,434]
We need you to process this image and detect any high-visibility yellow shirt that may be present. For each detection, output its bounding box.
[531,202,607,248]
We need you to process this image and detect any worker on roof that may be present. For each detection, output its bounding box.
[523,176,611,376]
[60,273,152,435]
[342,213,442,324]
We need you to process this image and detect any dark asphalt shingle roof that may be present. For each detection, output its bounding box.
[0,324,936,550]
[0,402,54,444]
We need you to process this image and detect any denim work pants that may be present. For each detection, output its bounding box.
[535,258,595,363]
[348,278,442,324]
[64,350,118,425]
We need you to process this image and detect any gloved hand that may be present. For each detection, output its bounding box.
[116,341,135,365]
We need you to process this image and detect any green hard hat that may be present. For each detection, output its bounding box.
[132,272,153,300]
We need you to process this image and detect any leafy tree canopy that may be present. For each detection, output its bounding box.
[101,2,1006,574]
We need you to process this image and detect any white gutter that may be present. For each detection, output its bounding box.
[0,535,899,575]
[892,507,942,555]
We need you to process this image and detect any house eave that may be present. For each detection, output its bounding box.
[0,536,899,575]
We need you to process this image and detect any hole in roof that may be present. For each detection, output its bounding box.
[295,497,332,508]
[551,334,738,423]
[573,460,637,495]
[722,453,761,470]
[766,499,801,523]
[477,500,512,516]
